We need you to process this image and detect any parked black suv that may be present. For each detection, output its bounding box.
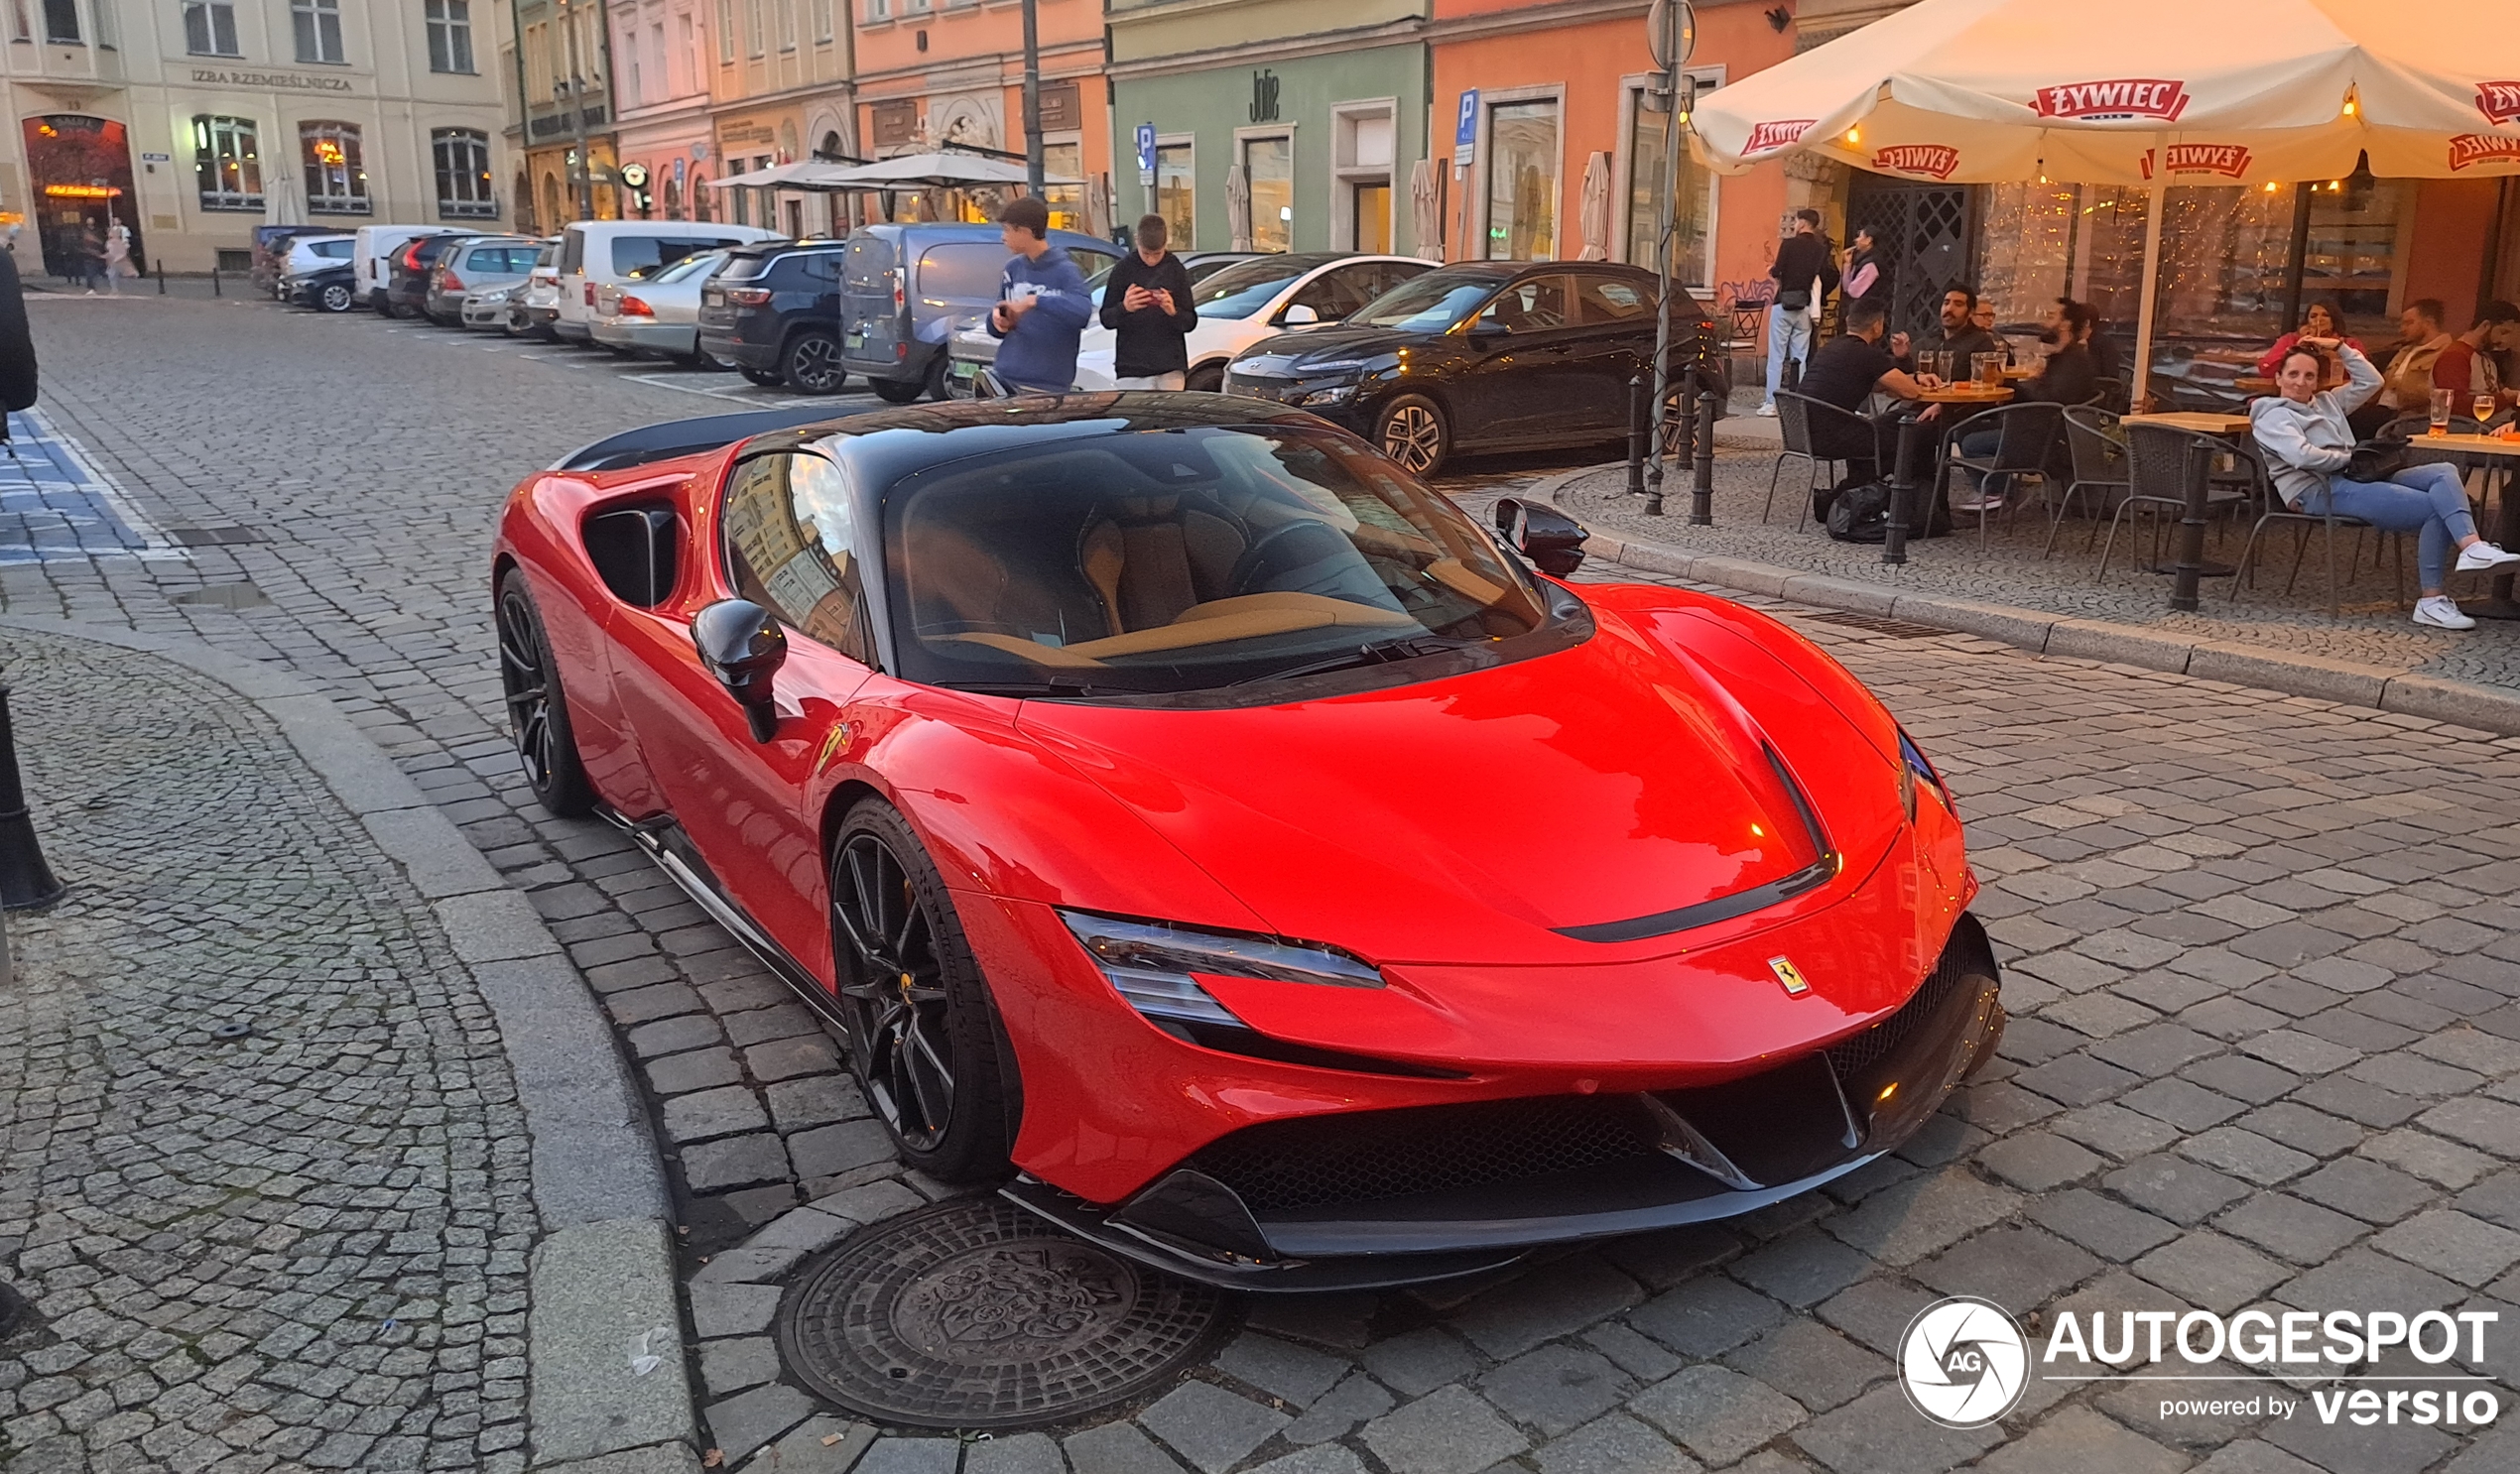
[695,240,855,394]
[386,231,483,319]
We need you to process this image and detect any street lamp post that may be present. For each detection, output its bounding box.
[1641,0,1695,517]
[1020,0,1045,195]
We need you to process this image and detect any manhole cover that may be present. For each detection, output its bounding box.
[1795,610,1954,640]
[777,1196,1235,1430]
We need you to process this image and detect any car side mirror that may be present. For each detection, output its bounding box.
[1465,322,1506,346]
[692,599,787,742]
[1491,497,1588,577]
[1281,303,1321,325]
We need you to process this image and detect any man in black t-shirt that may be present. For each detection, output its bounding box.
[1797,297,1935,490]
[1098,214,1199,389]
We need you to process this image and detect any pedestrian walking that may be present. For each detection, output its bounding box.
[1100,213,1198,391]
[1758,208,1837,417]
[101,220,130,297]
[986,195,1092,395]
[77,227,105,296]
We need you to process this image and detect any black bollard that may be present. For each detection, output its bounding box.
[210,266,220,298]
[0,685,63,909]
[1882,415,1929,567]
[2170,439,2208,612]
[1688,387,1716,526]
[156,261,166,295]
[1626,374,1646,499]
[1673,380,1697,474]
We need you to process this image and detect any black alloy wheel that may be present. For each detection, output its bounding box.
[1377,394,1449,475]
[923,355,950,402]
[494,569,594,817]
[870,376,925,405]
[741,366,786,388]
[1185,363,1225,394]
[828,800,1013,1183]
[317,283,354,313]
[783,329,848,395]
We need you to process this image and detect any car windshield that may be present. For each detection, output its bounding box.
[1349,274,1502,333]
[1192,259,1315,319]
[875,424,1566,698]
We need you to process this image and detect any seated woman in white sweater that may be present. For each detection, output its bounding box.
[2249,339,2520,630]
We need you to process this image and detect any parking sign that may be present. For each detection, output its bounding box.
[1136,123,1158,186]
[1454,90,1479,163]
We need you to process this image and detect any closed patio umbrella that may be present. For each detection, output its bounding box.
[1690,0,2520,397]
[263,172,302,227]
[1577,151,1612,261]
[1410,158,1442,261]
[1226,165,1253,252]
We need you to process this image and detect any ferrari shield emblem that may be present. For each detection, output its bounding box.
[1769,955,1811,997]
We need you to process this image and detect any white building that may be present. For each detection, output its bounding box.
[0,0,510,278]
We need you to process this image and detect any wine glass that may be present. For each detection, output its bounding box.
[2477,393,2497,431]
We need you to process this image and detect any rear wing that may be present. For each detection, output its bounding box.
[549,405,862,473]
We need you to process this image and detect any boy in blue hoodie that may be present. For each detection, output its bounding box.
[986,195,1092,394]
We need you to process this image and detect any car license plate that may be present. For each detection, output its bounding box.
[846,331,866,348]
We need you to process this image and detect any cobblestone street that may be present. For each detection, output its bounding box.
[6,291,2520,1473]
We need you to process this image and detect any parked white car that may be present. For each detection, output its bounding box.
[591,249,735,364]
[553,221,780,342]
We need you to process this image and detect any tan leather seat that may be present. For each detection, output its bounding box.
[1076,497,1248,634]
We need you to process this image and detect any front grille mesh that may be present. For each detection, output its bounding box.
[1188,1094,1660,1212]
[1824,935,1978,1077]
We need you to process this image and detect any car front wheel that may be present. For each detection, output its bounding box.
[1377,394,1450,475]
[317,283,354,313]
[494,569,594,817]
[783,329,848,395]
[829,800,1015,1183]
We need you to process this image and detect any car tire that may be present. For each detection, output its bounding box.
[1185,364,1225,394]
[829,798,1016,1184]
[740,366,786,388]
[1968,1002,2006,1077]
[782,329,848,395]
[493,569,595,818]
[870,376,924,405]
[1376,393,1450,476]
[317,283,355,313]
[923,356,950,402]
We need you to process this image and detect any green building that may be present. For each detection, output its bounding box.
[1107,0,1431,258]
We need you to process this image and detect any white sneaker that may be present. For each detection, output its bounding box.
[1755,402,1778,418]
[2456,541,2520,571]
[2415,595,2477,630]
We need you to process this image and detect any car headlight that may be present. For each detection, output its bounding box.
[1298,384,1357,407]
[1058,911,1382,1033]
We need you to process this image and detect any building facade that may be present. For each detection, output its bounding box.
[605,0,718,222]
[509,0,617,230]
[708,0,850,238]
[0,0,506,277]
[1109,0,1428,257]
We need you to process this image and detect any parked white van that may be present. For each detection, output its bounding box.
[554,221,780,342]
[353,225,464,312]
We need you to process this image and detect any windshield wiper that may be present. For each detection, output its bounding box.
[1233,634,1485,687]
[949,676,1124,698]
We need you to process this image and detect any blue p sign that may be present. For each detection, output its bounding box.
[1135,123,1157,177]
[1455,90,1479,148]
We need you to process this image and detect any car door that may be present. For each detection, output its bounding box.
[1450,274,1575,445]
[1564,273,1663,437]
[606,448,875,967]
[1283,262,1386,326]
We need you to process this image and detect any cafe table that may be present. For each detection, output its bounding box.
[2120,412,2255,606]
[2425,431,2520,619]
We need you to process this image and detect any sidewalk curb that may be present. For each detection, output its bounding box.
[1518,466,2520,738]
[0,615,704,1474]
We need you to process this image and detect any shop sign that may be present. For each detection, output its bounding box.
[189,66,354,92]
[1250,70,1281,125]
[1039,80,1080,132]
[719,120,778,147]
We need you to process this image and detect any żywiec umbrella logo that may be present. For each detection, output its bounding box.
[1744,120,1816,155]
[2451,134,2520,172]
[2033,78,2191,122]
[1872,145,1960,180]
[1899,1296,2029,1428]
[2476,82,2520,126]
[2142,144,2252,181]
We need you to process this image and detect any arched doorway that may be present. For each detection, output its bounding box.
[514,168,533,231]
[541,172,564,231]
[23,115,141,280]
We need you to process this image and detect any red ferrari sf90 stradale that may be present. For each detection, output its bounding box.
[492,393,2001,1291]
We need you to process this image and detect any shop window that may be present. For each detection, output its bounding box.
[301,122,368,214]
[1043,141,1081,234]
[1156,142,1194,250]
[1243,135,1291,253]
[1625,79,1717,284]
[426,0,474,73]
[434,129,497,220]
[192,114,263,211]
[184,1,239,56]
[1485,98,1557,261]
[42,0,76,44]
[292,0,343,63]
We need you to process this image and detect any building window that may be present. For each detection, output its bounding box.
[816,0,832,41]
[192,115,263,211]
[622,27,642,107]
[426,0,474,73]
[777,0,795,51]
[293,0,343,62]
[183,0,239,55]
[1042,141,1081,233]
[1485,99,1558,261]
[435,128,496,219]
[301,121,369,213]
[41,0,77,43]
[1625,82,1715,285]
[745,0,763,56]
[715,0,733,60]
[1156,142,1194,249]
[1243,135,1292,252]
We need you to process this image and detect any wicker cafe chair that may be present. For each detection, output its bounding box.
[2096,423,2252,583]
[2090,376,2129,415]
[1765,391,1837,527]
[1934,401,2064,545]
[2044,406,2128,559]
[1775,391,1886,530]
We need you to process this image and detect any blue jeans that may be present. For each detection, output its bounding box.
[2307,462,2476,589]
[1764,303,1814,406]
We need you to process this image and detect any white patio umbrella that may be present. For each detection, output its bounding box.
[1577,151,1612,261]
[1691,0,2520,397]
[811,153,1082,189]
[1410,158,1443,261]
[700,158,848,190]
[1226,165,1253,252]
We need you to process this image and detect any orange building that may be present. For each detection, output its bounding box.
[1427,0,1798,316]
[852,0,1111,231]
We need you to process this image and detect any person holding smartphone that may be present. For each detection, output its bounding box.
[1100,214,1199,391]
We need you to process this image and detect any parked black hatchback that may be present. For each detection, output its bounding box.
[385,232,483,320]
[1224,261,1729,476]
[696,240,855,395]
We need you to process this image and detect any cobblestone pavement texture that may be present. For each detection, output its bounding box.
[1550,428,2520,691]
[0,627,539,1474]
[6,294,2520,1473]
